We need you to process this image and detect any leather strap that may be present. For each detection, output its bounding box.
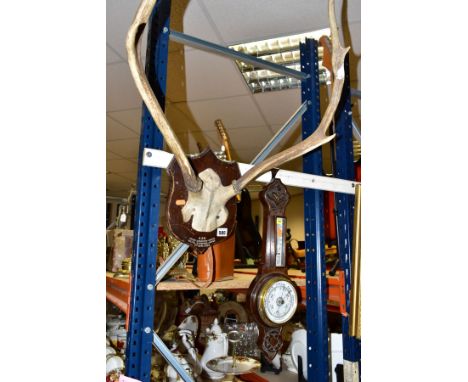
[191,247,215,288]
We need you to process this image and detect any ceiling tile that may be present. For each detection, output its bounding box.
[107,138,140,160]
[107,45,124,64]
[154,129,222,155]
[226,125,273,152]
[139,29,149,67]
[106,0,140,59]
[171,127,270,156]
[233,147,267,163]
[179,0,223,44]
[254,88,301,125]
[107,62,142,112]
[346,21,361,56]
[201,0,360,46]
[107,108,142,133]
[184,49,250,101]
[230,124,303,165]
[108,102,203,140]
[167,102,201,133]
[107,117,139,140]
[182,96,265,131]
[189,130,221,152]
[167,51,188,103]
[107,159,138,173]
[107,150,123,160]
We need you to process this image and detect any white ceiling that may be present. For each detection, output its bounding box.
[107,0,361,198]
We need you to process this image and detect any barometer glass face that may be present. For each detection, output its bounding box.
[263,280,297,324]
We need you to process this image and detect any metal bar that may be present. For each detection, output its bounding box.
[125,1,171,381]
[301,38,329,382]
[153,333,194,382]
[251,101,308,164]
[142,148,358,195]
[350,88,361,99]
[333,56,361,368]
[169,30,307,81]
[352,120,361,142]
[155,243,190,285]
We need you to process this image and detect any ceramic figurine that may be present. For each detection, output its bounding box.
[177,315,203,378]
[200,318,229,380]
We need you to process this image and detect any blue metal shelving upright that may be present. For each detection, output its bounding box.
[301,38,329,382]
[301,41,361,381]
[334,56,362,366]
[124,3,360,381]
[125,0,171,380]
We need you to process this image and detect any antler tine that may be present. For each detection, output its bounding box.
[126,0,202,192]
[232,0,349,194]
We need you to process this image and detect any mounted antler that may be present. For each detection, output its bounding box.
[127,0,349,248]
[232,0,349,193]
[126,0,202,193]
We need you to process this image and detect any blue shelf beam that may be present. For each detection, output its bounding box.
[125,1,171,381]
[301,38,329,382]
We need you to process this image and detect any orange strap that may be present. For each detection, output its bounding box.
[190,246,215,288]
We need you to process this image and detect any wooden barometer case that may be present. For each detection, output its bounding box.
[247,177,299,363]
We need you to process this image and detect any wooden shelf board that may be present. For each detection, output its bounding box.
[106,272,130,315]
[156,268,306,291]
[106,269,344,314]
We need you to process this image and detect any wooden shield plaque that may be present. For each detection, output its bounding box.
[166,149,240,250]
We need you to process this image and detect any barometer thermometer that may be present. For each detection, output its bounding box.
[247,178,298,363]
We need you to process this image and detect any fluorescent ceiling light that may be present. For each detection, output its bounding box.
[230,28,330,94]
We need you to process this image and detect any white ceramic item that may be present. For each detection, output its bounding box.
[179,329,202,377]
[106,317,124,331]
[106,354,124,375]
[282,351,297,373]
[107,327,125,348]
[206,356,260,375]
[166,353,193,382]
[178,315,199,337]
[290,328,307,379]
[271,353,281,370]
[200,318,229,380]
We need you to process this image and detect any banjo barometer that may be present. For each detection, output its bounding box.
[247,177,298,363]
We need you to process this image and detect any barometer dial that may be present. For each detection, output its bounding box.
[259,277,298,326]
